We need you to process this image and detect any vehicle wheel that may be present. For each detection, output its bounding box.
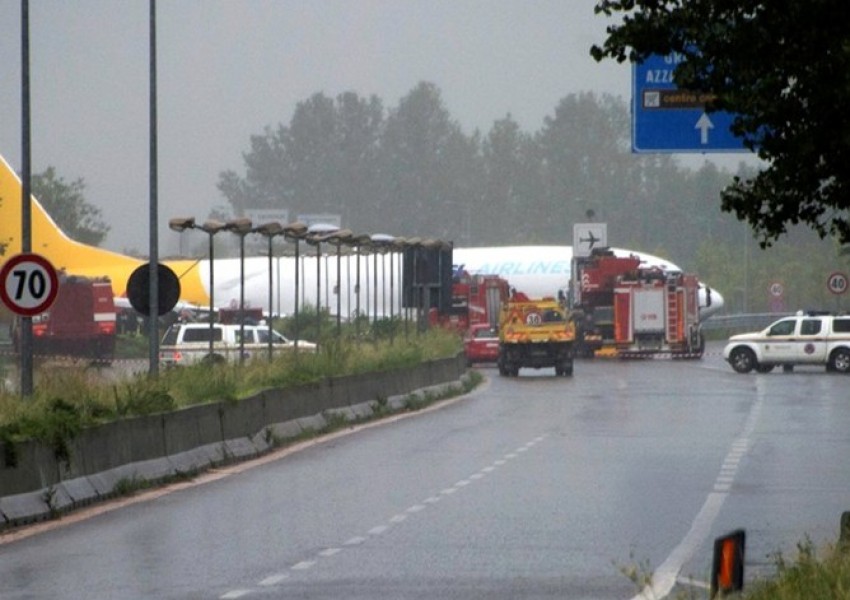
[728,347,756,374]
[755,364,774,373]
[828,348,850,373]
[510,366,520,377]
[561,360,574,377]
[554,365,563,376]
[782,364,794,373]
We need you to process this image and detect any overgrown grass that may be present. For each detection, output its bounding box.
[0,328,462,452]
[618,539,850,599]
[742,540,850,599]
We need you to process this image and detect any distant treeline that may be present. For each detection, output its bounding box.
[217,82,846,314]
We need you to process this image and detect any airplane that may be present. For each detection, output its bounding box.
[0,154,724,322]
[579,230,601,250]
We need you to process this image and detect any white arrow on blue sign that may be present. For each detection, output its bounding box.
[632,53,750,153]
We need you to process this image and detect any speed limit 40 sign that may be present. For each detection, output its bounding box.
[827,272,848,296]
[0,253,59,316]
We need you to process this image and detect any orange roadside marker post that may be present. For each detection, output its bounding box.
[711,529,746,597]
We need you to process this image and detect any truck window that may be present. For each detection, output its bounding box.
[182,327,222,342]
[833,319,850,333]
[800,319,822,335]
[767,320,796,336]
[236,329,256,344]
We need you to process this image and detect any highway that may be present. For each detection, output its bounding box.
[1,342,849,599]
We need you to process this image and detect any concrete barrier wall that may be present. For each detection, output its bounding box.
[0,354,465,525]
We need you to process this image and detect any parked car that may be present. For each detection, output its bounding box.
[723,311,850,374]
[463,324,500,366]
[159,322,317,367]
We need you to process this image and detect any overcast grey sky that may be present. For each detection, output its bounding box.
[0,1,714,254]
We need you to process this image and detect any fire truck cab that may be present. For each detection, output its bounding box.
[571,249,703,359]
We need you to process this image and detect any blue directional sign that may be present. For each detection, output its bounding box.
[632,53,749,153]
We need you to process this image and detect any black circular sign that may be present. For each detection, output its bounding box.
[127,263,181,316]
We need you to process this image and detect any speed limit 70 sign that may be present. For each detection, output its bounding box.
[0,253,59,316]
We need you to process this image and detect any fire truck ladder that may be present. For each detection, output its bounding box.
[666,276,679,343]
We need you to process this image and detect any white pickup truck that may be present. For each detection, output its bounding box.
[159,323,317,367]
[723,312,850,374]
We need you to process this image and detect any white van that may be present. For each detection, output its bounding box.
[159,323,317,367]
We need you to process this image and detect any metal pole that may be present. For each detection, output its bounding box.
[316,241,321,344]
[239,233,245,363]
[267,234,274,361]
[20,0,33,397]
[148,0,160,376]
[336,244,342,337]
[294,238,300,351]
[355,245,362,337]
[208,232,215,358]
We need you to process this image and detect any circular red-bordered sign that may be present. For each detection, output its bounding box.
[827,272,848,296]
[0,253,59,316]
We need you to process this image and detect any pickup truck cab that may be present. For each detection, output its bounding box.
[159,322,316,367]
[723,312,850,374]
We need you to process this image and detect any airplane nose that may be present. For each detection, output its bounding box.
[699,285,725,319]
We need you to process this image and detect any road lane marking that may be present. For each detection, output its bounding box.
[344,536,367,545]
[259,574,289,586]
[631,394,764,600]
[229,432,550,598]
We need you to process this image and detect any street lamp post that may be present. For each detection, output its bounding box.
[283,223,307,352]
[226,217,253,363]
[168,216,229,360]
[325,229,353,337]
[353,234,371,338]
[253,221,284,362]
[306,224,340,346]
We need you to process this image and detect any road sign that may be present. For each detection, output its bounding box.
[0,253,59,316]
[769,282,784,298]
[632,53,750,153]
[573,223,607,258]
[827,272,848,295]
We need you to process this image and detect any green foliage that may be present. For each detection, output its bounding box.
[743,539,850,599]
[219,82,752,253]
[592,0,850,246]
[0,330,462,449]
[31,166,110,246]
[113,380,176,416]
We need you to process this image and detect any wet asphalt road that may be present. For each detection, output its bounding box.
[1,342,849,599]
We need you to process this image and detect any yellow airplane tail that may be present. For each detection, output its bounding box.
[0,154,144,297]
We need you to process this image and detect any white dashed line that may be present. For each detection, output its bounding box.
[344,536,367,546]
[224,433,550,598]
[259,574,289,586]
[631,394,764,600]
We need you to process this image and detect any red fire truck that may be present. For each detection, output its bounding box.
[571,249,703,359]
[429,268,511,334]
[12,274,117,363]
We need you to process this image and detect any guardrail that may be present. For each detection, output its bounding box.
[701,313,792,333]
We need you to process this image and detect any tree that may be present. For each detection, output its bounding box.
[31,166,109,246]
[591,0,850,246]
[378,82,474,239]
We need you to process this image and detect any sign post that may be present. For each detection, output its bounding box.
[0,253,59,317]
[632,53,750,153]
[0,253,59,398]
